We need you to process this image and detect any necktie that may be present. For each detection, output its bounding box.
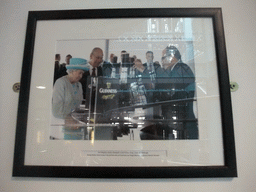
[91,67,96,112]
[92,68,96,77]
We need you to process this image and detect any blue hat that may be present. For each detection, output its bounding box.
[66,58,89,71]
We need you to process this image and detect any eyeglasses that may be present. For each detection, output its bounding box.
[162,55,173,61]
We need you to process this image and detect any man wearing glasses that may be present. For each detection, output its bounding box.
[158,45,198,139]
[139,45,198,140]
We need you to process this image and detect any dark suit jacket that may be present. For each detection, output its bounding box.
[54,62,68,85]
[143,62,161,70]
[58,63,68,78]
[79,66,103,99]
[54,61,60,84]
[102,62,113,77]
[156,61,198,139]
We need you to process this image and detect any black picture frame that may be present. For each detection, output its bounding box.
[13,8,237,178]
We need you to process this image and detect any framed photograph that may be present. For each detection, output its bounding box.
[13,8,237,178]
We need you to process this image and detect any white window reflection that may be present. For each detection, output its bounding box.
[147,19,159,33]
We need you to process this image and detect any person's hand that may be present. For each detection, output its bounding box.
[65,115,80,130]
[134,59,145,72]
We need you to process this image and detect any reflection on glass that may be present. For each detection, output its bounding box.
[50,18,217,142]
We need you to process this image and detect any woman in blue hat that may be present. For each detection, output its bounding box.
[52,58,89,119]
[52,58,89,140]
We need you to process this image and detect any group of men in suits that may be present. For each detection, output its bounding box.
[77,48,161,98]
[83,46,197,139]
[53,46,198,140]
[114,46,197,140]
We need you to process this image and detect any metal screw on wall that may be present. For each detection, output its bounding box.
[13,82,20,93]
[230,81,239,92]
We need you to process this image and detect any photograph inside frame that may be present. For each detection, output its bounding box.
[50,17,217,142]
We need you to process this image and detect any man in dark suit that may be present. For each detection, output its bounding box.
[58,54,72,79]
[140,46,198,140]
[54,54,61,84]
[143,51,161,73]
[133,51,161,78]
[79,47,104,110]
[161,45,198,139]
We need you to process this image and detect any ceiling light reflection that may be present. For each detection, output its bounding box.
[36,86,46,89]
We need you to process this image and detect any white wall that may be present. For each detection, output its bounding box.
[0,0,256,192]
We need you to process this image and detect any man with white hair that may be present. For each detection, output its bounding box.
[79,47,104,100]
